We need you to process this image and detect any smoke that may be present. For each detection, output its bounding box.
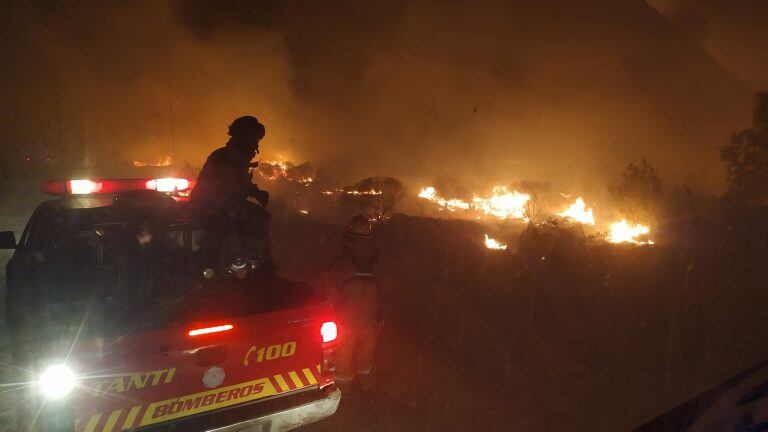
[646,0,768,91]
[0,0,756,194]
[0,1,303,172]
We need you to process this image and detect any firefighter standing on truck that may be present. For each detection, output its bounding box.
[190,115,272,273]
[324,215,383,390]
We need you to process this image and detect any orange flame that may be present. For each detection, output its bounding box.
[258,159,314,184]
[323,188,383,196]
[472,186,530,220]
[420,186,656,245]
[133,155,172,167]
[557,197,595,225]
[607,220,654,245]
[418,186,529,220]
[484,234,508,250]
[418,187,471,211]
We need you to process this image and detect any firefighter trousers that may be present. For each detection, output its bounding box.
[334,322,381,383]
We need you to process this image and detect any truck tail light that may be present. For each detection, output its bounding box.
[320,321,338,377]
[188,324,234,337]
[321,321,338,343]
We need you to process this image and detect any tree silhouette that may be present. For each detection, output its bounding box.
[720,91,768,204]
[516,180,550,225]
[341,177,405,221]
[611,159,662,224]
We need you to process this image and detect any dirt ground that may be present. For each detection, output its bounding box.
[277,216,768,431]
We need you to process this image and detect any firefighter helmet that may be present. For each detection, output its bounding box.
[345,215,373,238]
[228,116,265,139]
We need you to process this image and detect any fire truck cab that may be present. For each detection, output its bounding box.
[1,178,340,432]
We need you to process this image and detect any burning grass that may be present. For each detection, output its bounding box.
[484,234,508,250]
[418,186,530,220]
[214,152,656,246]
[133,155,173,167]
[419,186,654,245]
[607,219,653,245]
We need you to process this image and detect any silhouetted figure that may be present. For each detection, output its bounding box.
[190,116,272,272]
[323,215,383,390]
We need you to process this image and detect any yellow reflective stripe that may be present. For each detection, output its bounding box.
[122,405,141,429]
[102,409,121,432]
[316,364,322,374]
[302,368,318,385]
[164,368,175,384]
[288,371,304,388]
[83,413,102,432]
[273,374,289,391]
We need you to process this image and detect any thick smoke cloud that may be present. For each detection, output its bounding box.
[0,1,303,173]
[0,0,757,193]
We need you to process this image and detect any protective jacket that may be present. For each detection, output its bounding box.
[190,145,266,229]
[190,144,270,268]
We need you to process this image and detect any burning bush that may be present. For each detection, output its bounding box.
[337,177,406,221]
[516,180,551,225]
[257,160,315,185]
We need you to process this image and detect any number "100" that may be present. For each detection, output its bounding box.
[254,342,297,363]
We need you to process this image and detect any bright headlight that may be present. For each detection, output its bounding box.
[38,364,77,399]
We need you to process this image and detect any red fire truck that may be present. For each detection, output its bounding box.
[1,178,340,432]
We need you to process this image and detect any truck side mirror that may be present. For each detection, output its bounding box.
[0,231,16,249]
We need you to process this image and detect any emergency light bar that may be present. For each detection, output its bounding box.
[42,178,194,196]
[146,178,190,193]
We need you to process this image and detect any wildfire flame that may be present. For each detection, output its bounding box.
[257,159,314,184]
[418,187,471,211]
[259,160,289,180]
[473,186,530,220]
[418,186,530,220]
[557,197,595,225]
[484,234,508,250]
[420,186,655,245]
[607,220,654,245]
[133,155,172,167]
[323,188,383,196]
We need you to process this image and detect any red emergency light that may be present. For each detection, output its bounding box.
[42,178,194,196]
[188,324,234,337]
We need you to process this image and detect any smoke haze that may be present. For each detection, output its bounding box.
[0,0,762,193]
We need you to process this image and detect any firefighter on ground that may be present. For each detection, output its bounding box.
[190,115,273,274]
[324,215,383,389]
